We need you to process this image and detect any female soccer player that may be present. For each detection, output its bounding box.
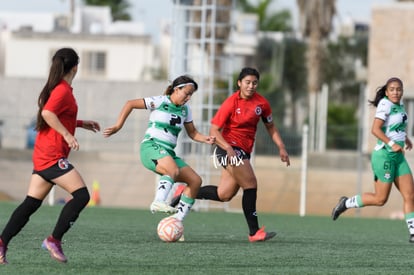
[0,48,101,264]
[195,67,290,242]
[103,75,215,222]
[332,77,414,243]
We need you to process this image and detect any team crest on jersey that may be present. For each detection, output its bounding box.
[384,172,391,180]
[149,101,155,109]
[181,107,187,116]
[58,158,70,170]
[255,106,262,115]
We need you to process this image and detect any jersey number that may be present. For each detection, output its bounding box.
[170,114,181,126]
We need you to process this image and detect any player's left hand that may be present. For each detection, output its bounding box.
[280,149,290,166]
[406,138,413,151]
[82,120,101,133]
[205,136,216,144]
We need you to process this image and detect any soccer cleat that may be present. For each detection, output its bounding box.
[331,196,348,221]
[409,235,414,243]
[0,238,8,265]
[248,227,276,242]
[150,201,178,214]
[42,236,67,263]
[170,185,185,207]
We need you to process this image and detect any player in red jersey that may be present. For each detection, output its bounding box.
[198,67,289,242]
[0,48,100,264]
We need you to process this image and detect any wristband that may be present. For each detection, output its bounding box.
[387,140,395,147]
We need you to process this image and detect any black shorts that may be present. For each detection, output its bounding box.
[213,145,250,168]
[33,158,74,185]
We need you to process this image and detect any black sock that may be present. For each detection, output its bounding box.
[242,188,259,235]
[1,196,42,246]
[196,185,221,201]
[52,187,90,240]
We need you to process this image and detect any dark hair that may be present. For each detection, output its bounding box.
[36,48,79,130]
[164,75,198,95]
[237,67,260,82]
[368,77,403,107]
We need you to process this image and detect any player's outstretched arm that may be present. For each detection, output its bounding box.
[103,99,145,137]
[184,122,215,144]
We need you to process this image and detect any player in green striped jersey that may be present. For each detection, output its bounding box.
[104,75,215,222]
[332,77,414,243]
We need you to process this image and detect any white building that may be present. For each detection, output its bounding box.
[0,5,157,81]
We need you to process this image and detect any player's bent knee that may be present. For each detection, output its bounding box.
[376,197,388,206]
[73,187,90,207]
[218,193,235,202]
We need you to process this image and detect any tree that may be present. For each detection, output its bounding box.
[282,37,307,131]
[238,0,292,32]
[322,35,368,105]
[297,0,336,151]
[82,0,132,21]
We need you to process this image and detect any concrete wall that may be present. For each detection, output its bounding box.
[0,76,166,150]
[0,148,410,220]
[367,3,414,149]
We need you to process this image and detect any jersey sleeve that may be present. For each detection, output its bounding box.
[261,98,273,123]
[184,104,193,123]
[43,87,68,115]
[375,98,391,121]
[211,96,233,128]
[143,96,164,110]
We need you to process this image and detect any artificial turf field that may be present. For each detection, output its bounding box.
[0,201,412,274]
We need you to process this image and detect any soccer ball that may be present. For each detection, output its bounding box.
[157,216,184,242]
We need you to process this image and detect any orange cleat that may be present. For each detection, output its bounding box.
[248,227,276,242]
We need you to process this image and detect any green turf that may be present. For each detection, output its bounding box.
[0,201,411,274]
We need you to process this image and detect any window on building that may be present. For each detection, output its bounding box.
[82,51,106,77]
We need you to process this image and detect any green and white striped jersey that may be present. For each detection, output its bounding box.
[142,95,192,150]
[374,97,407,151]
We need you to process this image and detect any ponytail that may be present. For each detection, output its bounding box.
[36,48,79,130]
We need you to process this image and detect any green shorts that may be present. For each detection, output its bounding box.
[140,139,188,174]
[371,148,412,183]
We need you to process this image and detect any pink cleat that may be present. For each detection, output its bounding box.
[42,236,67,263]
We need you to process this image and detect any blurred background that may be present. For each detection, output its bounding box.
[0,0,412,220]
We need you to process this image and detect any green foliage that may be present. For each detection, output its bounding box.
[282,37,307,98]
[83,0,131,21]
[238,0,292,31]
[327,104,358,149]
[322,36,368,105]
[255,37,278,74]
[0,202,412,274]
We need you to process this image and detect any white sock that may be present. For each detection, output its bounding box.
[406,216,414,235]
[345,195,362,208]
[154,175,173,202]
[173,195,194,221]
